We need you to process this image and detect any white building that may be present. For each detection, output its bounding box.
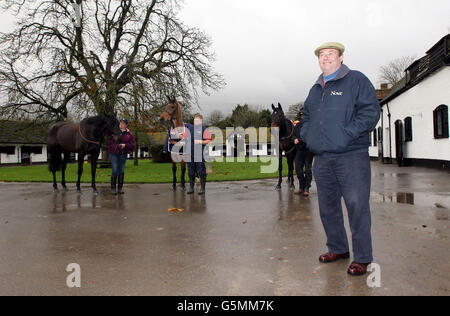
[0,121,152,166]
[370,34,450,169]
[0,121,48,165]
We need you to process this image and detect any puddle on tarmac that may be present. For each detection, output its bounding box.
[371,191,450,210]
[49,190,127,213]
[377,173,411,178]
[372,192,415,205]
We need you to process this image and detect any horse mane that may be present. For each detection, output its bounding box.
[279,117,293,137]
[82,115,105,125]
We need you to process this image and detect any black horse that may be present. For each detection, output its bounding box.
[47,114,120,194]
[271,103,296,190]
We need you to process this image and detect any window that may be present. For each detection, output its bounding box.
[433,105,449,139]
[21,146,43,155]
[372,130,378,146]
[0,146,16,155]
[404,117,412,142]
[377,127,382,142]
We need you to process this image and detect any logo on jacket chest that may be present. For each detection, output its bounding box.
[331,90,343,96]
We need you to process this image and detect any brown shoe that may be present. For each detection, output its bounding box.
[347,261,370,276]
[294,189,303,195]
[319,252,350,263]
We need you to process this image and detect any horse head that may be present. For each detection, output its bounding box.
[160,96,183,127]
[103,114,121,140]
[271,103,285,128]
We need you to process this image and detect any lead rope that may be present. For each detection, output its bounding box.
[78,124,100,145]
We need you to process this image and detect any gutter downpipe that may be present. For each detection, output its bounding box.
[386,103,392,164]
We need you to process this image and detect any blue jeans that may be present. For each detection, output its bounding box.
[313,151,373,263]
[110,154,127,176]
[188,161,207,180]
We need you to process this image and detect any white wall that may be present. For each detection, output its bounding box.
[0,145,19,164]
[30,146,48,163]
[378,66,450,161]
[0,144,47,164]
[369,131,379,158]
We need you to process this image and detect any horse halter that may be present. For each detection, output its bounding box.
[165,101,186,140]
[167,101,180,122]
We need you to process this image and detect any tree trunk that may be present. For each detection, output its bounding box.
[134,131,139,166]
[133,96,139,166]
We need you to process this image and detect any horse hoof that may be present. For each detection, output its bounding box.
[62,187,69,192]
[53,188,59,193]
[180,186,186,191]
[93,190,99,196]
[275,185,281,191]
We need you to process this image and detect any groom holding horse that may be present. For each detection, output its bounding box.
[161,98,212,195]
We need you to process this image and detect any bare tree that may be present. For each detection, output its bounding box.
[0,0,224,121]
[286,102,304,121]
[207,109,224,126]
[378,56,416,87]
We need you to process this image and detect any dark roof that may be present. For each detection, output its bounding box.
[380,33,450,106]
[0,120,50,144]
[379,77,407,105]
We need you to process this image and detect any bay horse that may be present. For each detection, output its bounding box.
[159,96,187,191]
[271,103,296,190]
[47,114,120,194]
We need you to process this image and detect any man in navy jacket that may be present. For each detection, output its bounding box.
[301,42,380,276]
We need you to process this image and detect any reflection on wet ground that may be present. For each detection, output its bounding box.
[377,173,411,178]
[371,191,449,209]
[0,162,449,296]
[372,192,415,205]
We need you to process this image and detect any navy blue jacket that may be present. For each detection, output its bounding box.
[300,64,380,156]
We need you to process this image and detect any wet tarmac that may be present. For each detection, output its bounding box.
[0,162,449,296]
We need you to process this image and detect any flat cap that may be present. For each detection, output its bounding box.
[314,42,345,57]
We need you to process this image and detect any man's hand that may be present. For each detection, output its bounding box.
[194,140,204,145]
[119,144,126,149]
[294,139,300,145]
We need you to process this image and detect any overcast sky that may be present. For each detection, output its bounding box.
[1,0,449,117]
[179,0,450,115]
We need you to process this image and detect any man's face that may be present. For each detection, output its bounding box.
[318,48,343,76]
[194,117,203,126]
[119,121,127,130]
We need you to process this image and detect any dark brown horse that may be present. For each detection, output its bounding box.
[159,96,187,191]
[47,114,120,194]
[271,103,296,190]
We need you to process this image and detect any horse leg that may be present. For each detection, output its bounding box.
[276,150,282,190]
[172,162,177,190]
[91,151,99,195]
[49,145,61,193]
[287,156,295,190]
[180,161,186,191]
[52,170,59,193]
[76,154,85,194]
[61,152,70,192]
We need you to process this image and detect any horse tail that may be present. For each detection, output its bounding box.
[47,124,62,172]
[48,145,62,172]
